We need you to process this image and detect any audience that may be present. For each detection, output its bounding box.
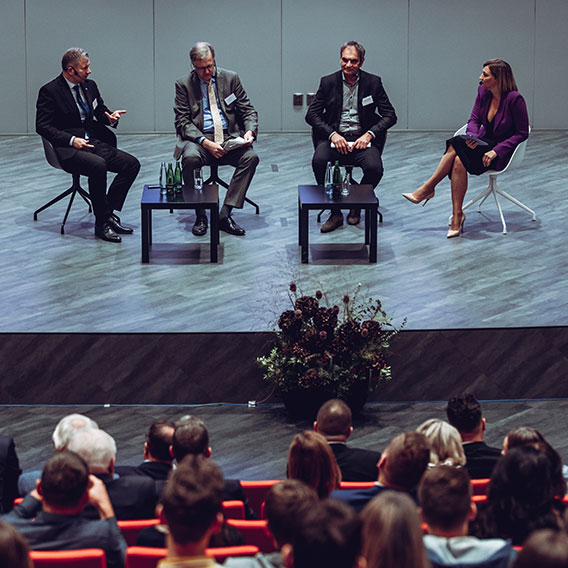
[0,434,21,513]
[314,399,380,481]
[287,430,341,498]
[0,520,31,568]
[361,491,429,568]
[67,428,159,519]
[420,465,516,568]
[416,418,466,467]
[1,451,126,568]
[446,393,501,479]
[512,529,568,568]
[331,431,430,512]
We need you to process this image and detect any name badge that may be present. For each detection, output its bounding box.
[225,93,237,105]
[362,95,373,107]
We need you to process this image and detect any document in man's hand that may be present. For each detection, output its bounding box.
[223,136,252,151]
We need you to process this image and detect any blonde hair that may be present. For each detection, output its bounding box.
[417,419,466,467]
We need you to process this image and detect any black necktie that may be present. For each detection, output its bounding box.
[73,85,91,122]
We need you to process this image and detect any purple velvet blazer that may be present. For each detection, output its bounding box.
[466,85,529,171]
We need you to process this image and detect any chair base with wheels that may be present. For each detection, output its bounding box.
[204,164,259,214]
[35,137,92,235]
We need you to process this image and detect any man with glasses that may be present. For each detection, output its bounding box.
[174,42,259,237]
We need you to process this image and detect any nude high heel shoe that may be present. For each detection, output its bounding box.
[447,213,466,238]
[402,190,435,206]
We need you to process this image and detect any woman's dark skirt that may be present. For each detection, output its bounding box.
[446,135,497,178]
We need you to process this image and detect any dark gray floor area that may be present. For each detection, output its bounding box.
[2,399,567,481]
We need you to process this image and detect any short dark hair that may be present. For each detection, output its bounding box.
[383,432,430,490]
[292,500,362,568]
[316,399,352,437]
[340,41,365,61]
[264,480,318,548]
[61,47,88,71]
[40,451,90,509]
[513,529,568,568]
[419,465,472,531]
[0,521,30,568]
[172,417,209,461]
[161,455,224,545]
[446,393,482,433]
[147,420,175,462]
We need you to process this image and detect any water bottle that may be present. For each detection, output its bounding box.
[332,160,342,197]
[341,170,351,196]
[159,162,167,195]
[324,161,333,196]
[174,160,183,193]
[166,163,175,195]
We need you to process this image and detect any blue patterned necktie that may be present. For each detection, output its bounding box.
[73,85,91,122]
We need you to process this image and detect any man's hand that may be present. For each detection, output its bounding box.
[105,110,127,124]
[330,133,349,155]
[72,137,94,149]
[87,474,116,520]
[352,132,373,151]
[482,149,497,167]
[243,131,255,145]
[202,138,227,159]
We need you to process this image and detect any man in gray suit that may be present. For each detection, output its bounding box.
[174,42,259,237]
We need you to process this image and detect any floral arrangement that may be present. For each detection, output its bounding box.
[258,282,403,398]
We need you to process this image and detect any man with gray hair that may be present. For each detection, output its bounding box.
[174,42,259,237]
[68,428,158,520]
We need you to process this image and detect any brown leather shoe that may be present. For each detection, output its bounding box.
[347,208,361,225]
[321,213,344,233]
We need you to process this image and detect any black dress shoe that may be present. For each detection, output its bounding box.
[95,223,122,243]
[219,215,245,236]
[192,215,208,236]
[108,214,134,234]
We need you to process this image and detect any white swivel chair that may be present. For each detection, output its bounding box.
[451,124,535,234]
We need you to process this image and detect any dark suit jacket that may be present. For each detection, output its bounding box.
[331,484,418,513]
[463,441,502,479]
[330,443,380,482]
[173,67,258,159]
[0,435,21,513]
[36,74,117,162]
[467,85,529,171]
[115,461,172,481]
[306,69,397,150]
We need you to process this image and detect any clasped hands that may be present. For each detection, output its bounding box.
[202,130,254,159]
[331,132,372,155]
[465,138,497,167]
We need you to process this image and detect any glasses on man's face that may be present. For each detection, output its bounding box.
[194,64,215,72]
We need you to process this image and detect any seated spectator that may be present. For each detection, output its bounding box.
[0,434,21,513]
[225,480,318,568]
[67,428,159,519]
[420,465,516,568]
[2,451,126,568]
[446,393,501,479]
[281,499,363,568]
[361,491,429,568]
[512,529,568,568]
[417,418,466,467]
[473,445,565,545]
[314,399,380,481]
[18,413,98,496]
[331,431,430,512]
[0,520,31,568]
[158,454,225,567]
[287,431,341,499]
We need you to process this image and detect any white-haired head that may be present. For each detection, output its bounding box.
[66,428,117,474]
[52,413,99,451]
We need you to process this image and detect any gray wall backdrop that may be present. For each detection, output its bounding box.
[2,0,567,135]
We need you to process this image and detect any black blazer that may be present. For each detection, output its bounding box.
[330,443,380,482]
[306,69,397,150]
[36,74,117,162]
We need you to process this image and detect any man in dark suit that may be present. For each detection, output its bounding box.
[0,435,21,513]
[36,47,140,243]
[331,431,430,513]
[306,40,397,232]
[174,42,259,237]
[314,399,379,482]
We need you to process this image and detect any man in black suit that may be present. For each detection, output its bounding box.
[446,393,502,479]
[314,399,379,482]
[36,47,140,243]
[306,40,397,232]
[0,435,21,513]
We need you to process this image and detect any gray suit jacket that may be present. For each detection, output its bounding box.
[173,67,258,159]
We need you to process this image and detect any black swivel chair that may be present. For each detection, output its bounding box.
[34,137,92,234]
[204,164,260,214]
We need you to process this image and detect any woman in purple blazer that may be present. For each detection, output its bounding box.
[402,59,529,238]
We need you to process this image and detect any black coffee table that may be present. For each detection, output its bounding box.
[141,184,219,263]
[298,184,378,263]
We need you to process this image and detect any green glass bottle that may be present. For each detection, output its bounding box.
[332,160,342,197]
[166,163,175,195]
[174,160,182,193]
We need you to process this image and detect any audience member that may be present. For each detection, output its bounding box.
[287,431,341,499]
[417,418,466,467]
[473,445,565,545]
[512,529,568,568]
[67,428,159,519]
[331,431,430,512]
[420,465,515,568]
[0,520,31,568]
[446,393,501,478]
[314,399,379,481]
[361,491,429,568]
[158,454,225,568]
[281,499,363,568]
[0,434,21,513]
[2,451,126,568]
[18,413,98,496]
[225,480,318,568]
